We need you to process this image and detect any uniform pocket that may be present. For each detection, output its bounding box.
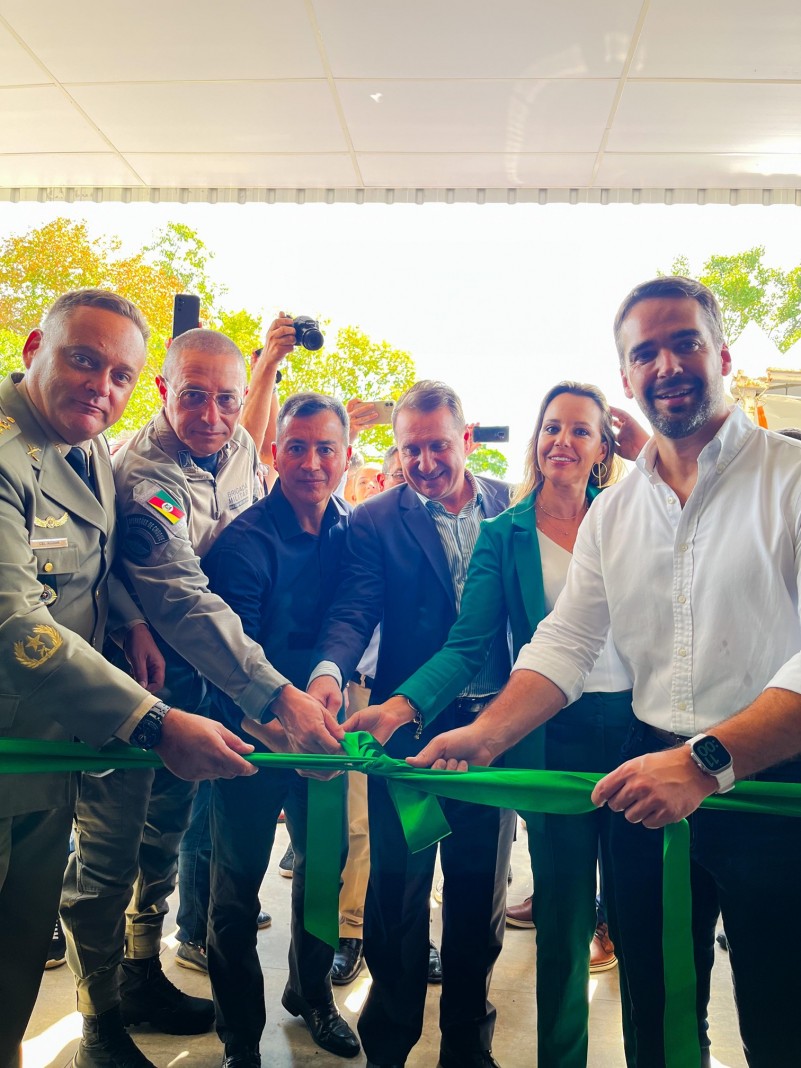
[32,545,80,576]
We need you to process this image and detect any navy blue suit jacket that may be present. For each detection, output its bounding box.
[313,476,510,757]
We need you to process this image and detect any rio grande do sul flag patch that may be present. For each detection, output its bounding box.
[146,488,185,524]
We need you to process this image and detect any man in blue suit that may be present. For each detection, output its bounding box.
[308,381,514,1068]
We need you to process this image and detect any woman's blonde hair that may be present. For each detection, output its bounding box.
[511,381,624,506]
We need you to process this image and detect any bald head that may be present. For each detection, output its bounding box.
[162,328,246,384]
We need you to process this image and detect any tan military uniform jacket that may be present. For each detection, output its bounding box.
[113,410,290,721]
[0,374,154,818]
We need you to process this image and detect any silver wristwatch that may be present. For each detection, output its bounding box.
[130,700,171,750]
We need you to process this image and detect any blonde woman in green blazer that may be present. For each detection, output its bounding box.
[353,382,646,1068]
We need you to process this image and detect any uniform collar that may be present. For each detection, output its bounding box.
[153,407,233,471]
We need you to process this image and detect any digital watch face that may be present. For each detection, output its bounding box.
[692,735,731,772]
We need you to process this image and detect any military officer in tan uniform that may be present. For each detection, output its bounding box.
[61,327,344,1068]
[0,290,256,1068]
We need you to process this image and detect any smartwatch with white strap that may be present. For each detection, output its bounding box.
[686,733,735,794]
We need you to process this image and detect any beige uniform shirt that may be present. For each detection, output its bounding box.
[0,374,155,818]
[113,410,290,721]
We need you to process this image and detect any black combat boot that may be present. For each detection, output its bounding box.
[72,1006,155,1068]
[120,954,214,1034]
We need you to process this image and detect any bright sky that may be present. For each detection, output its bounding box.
[2,200,800,478]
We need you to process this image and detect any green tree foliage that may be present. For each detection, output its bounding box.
[669,248,801,352]
[466,447,509,479]
[280,323,417,457]
[0,220,418,452]
[0,219,263,434]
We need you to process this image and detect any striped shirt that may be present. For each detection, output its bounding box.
[420,473,511,698]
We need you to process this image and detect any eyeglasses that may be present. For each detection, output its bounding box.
[165,382,244,414]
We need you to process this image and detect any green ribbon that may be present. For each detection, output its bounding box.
[4,732,801,1068]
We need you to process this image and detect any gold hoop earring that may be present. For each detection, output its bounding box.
[591,460,608,484]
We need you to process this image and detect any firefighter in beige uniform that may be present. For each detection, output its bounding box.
[61,328,340,1068]
[0,294,254,1068]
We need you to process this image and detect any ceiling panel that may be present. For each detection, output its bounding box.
[357,153,597,189]
[609,82,801,154]
[0,19,47,85]
[632,0,801,79]
[0,0,323,82]
[595,153,801,189]
[0,86,110,152]
[0,0,799,202]
[0,152,140,186]
[337,80,617,153]
[68,82,347,154]
[315,0,640,79]
[126,152,358,187]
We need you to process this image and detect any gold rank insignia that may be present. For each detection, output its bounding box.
[14,624,63,669]
[26,444,41,461]
[0,415,16,433]
[34,513,69,529]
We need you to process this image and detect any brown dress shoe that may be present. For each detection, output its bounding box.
[505,895,535,929]
[589,922,618,973]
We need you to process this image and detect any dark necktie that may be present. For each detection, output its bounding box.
[65,446,96,495]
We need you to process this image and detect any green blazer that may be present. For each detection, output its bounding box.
[399,487,598,770]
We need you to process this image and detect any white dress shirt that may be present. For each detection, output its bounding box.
[537,530,631,694]
[515,406,801,736]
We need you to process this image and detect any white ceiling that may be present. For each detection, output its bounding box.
[0,0,800,205]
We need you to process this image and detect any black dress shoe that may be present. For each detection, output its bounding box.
[281,989,360,1058]
[427,940,442,984]
[221,1043,260,1068]
[439,1050,500,1068]
[332,937,364,985]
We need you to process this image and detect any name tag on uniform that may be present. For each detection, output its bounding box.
[30,537,69,550]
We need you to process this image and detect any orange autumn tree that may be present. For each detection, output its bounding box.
[0,219,263,434]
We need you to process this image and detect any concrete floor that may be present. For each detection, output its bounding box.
[23,821,746,1068]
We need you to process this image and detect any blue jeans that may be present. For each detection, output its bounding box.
[176,779,212,947]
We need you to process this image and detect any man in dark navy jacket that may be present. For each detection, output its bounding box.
[308,381,514,1068]
[201,393,359,1068]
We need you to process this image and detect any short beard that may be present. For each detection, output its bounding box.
[640,379,725,440]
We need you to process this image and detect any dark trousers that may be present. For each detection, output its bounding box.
[208,763,347,1047]
[0,806,73,1067]
[610,717,801,1068]
[523,690,635,1068]
[358,776,515,1063]
[176,779,211,946]
[61,766,196,1013]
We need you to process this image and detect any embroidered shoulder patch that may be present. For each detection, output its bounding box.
[146,488,186,524]
[124,513,170,562]
[14,624,62,669]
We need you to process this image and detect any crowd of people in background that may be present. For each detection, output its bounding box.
[2,276,801,1068]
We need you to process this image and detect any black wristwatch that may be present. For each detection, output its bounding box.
[130,701,171,750]
[687,733,735,793]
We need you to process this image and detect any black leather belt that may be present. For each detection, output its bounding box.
[453,695,496,718]
[643,724,691,748]
[351,672,375,690]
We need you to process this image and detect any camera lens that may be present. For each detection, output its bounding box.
[301,326,324,351]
